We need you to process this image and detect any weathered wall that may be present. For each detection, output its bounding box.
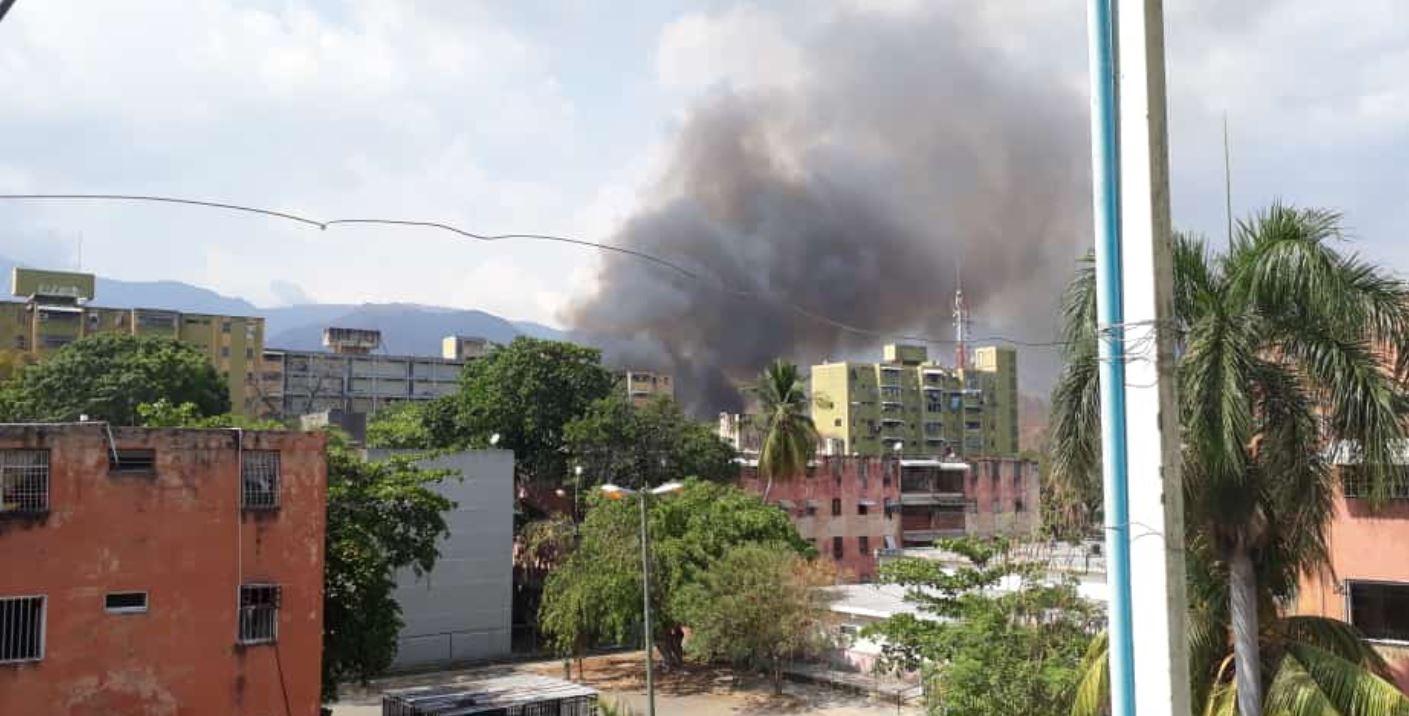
[1294,489,1409,693]
[368,449,514,670]
[0,425,326,716]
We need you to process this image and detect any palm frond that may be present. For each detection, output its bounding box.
[1282,616,1391,676]
[1282,642,1409,716]
[1264,653,1342,716]
[1071,630,1109,716]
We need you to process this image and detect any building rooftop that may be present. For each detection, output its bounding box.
[382,675,597,714]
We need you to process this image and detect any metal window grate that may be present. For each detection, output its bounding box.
[238,584,280,644]
[0,596,45,663]
[1343,466,1409,500]
[0,450,49,515]
[241,451,281,510]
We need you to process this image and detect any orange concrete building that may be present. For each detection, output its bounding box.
[1294,463,1409,692]
[0,424,327,715]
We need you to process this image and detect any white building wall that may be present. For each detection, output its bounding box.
[368,449,515,670]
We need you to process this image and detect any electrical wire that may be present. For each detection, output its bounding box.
[0,192,1075,349]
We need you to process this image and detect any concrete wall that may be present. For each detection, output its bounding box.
[0,425,327,716]
[368,449,514,671]
[1294,486,1409,692]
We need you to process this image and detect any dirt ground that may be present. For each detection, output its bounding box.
[330,652,921,715]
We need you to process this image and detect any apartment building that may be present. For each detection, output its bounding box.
[1293,460,1409,690]
[0,268,266,417]
[622,370,674,407]
[0,424,327,715]
[259,327,467,420]
[739,454,1039,582]
[810,343,1019,458]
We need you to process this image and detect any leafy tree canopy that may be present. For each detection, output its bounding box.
[539,480,812,669]
[865,538,1099,716]
[564,394,738,490]
[680,543,837,693]
[0,333,229,424]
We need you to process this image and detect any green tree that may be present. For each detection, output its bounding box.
[866,538,1099,716]
[564,394,738,491]
[365,400,450,449]
[0,333,228,424]
[540,480,811,669]
[754,360,818,500]
[137,399,284,429]
[322,438,453,700]
[444,337,616,484]
[681,544,837,693]
[1051,205,1409,715]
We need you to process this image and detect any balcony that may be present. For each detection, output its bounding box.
[899,492,966,506]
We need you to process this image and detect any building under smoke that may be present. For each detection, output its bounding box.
[566,5,1090,413]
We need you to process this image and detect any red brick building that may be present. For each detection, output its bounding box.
[741,455,1040,582]
[0,424,327,715]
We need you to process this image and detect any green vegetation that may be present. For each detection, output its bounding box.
[866,538,1098,716]
[0,333,228,424]
[754,360,819,499]
[681,543,837,693]
[370,337,617,484]
[565,394,737,489]
[321,438,453,700]
[539,480,813,670]
[1051,205,1409,715]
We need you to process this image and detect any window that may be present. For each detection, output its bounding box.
[832,536,844,559]
[834,418,842,427]
[0,449,49,515]
[105,592,148,614]
[222,320,232,334]
[1342,466,1409,500]
[858,461,869,481]
[238,584,280,644]
[831,498,842,516]
[0,596,45,663]
[241,451,281,510]
[108,448,156,474]
[221,346,230,358]
[40,335,74,349]
[805,504,817,517]
[857,503,869,516]
[1348,581,1409,643]
[858,536,870,555]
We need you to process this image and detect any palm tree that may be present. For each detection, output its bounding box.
[755,359,819,501]
[1052,204,1409,715]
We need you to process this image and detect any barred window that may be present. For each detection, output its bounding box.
[1348,581,1409,643]
[238,584,280,644]
[0,450,49,515]
[241,451,280,510]
[1342,466,1409,500]
[0,596,45,663]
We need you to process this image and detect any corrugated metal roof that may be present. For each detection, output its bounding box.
[384,675,598,715]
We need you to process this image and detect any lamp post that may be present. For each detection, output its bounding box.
[600,481,685,716]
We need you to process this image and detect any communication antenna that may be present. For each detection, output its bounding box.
[953,263,970,373]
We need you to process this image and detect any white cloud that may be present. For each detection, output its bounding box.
[655,5,808,93]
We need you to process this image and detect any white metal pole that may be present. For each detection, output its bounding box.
[1115,1,1192,714]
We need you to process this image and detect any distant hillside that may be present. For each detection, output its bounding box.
[1,256,554,358]
[265,304,523,355]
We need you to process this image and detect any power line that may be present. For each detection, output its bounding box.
[0,192,1074,350]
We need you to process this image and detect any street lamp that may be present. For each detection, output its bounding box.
[600,480,685,716]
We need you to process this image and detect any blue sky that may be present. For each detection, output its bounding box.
[2,0,1409,332]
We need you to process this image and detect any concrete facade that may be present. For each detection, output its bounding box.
[1293,466,1409,692]
[739,455,1040,582]
[367,449,514,671]
[0,424,327,715]
[810,343,1019,458]
[2,268,267,417]
[622,371,674,407]
[260,349,465,420]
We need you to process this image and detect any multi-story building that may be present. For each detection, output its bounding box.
[367,448,514,671]
[0,268,266,417]
[622,370,674,407]
[442,335,491,361]
[0,423,327,715]
[259,327,466,420]
[739,454,1039,582]
[1293,459,1409,691]
[810,343,1019,458]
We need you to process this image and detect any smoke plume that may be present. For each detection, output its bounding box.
[566,5,1090,413]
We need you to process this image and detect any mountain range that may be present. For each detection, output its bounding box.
[5,257,564,356]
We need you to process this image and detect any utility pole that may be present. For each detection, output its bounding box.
[1116,1,1191,714]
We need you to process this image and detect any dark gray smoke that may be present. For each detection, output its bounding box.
[566,6,1090,413]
